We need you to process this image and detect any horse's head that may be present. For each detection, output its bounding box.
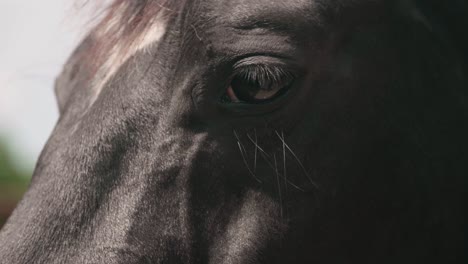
[1,0,467,263]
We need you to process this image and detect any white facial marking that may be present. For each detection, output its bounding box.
[89,7,168,105]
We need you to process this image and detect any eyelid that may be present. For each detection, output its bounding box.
[231,56,300,86]
[232,55,296,70]
[232,64,296,87]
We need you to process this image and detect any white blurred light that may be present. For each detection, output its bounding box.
[0,1,92,169]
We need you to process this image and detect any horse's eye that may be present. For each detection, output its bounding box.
[223,65,296,104]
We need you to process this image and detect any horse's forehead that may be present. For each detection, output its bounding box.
[87,0,313,104]
[62,0,389,113]
[197,0,384,23]
[195,0,316,29]
[203,0,313,16]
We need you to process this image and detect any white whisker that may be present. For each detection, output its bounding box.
[246,133,305,192]
[274,153,283,219]
[234,130,262,183]
[275,131,318,189]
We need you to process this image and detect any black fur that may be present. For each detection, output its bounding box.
[0,0,467,263]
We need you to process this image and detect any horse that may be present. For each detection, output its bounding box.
[0,0,467,263]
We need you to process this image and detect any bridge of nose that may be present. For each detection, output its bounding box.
[0,49,207,264]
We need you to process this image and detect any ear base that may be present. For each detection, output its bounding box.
[54,36,94,115]
[54,66,74,115]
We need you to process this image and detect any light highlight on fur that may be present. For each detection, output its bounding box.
[90,5,168,104]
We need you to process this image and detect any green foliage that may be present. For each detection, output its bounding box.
[0,143,29,182]
[0,137,32,227]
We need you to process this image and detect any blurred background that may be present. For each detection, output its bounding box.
[0,1,93,227]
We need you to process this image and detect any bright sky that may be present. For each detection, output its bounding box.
[0,1,92,168]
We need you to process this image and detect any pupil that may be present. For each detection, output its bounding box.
[231,76,280,102]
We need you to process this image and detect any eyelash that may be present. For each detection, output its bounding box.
[232,64,296,89]
[219,63,297,104]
